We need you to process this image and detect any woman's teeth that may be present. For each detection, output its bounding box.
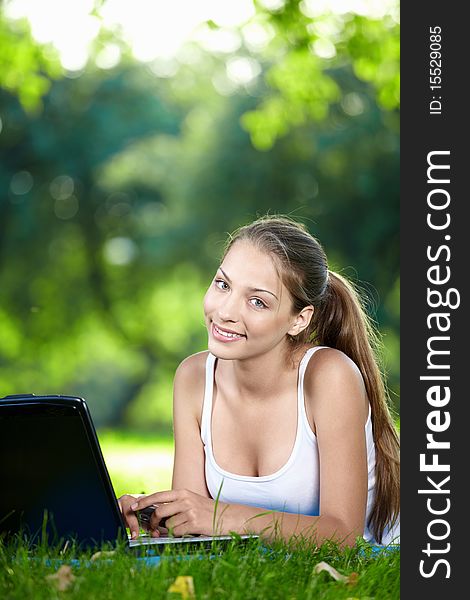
[214,325,244,339]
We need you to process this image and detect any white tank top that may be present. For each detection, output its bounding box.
[200,346,400,545]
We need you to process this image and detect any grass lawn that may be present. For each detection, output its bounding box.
[1,430,400,598]
[1,536,400,599]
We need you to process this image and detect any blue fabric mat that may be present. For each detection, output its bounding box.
[38,542,399,568]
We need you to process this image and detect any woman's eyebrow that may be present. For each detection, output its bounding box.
[218,267,231,283]
[250,287,279,300]
[218,267,278,300]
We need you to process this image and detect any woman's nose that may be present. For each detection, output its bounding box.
[217,293,239,322]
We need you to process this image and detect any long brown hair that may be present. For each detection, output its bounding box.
[224,215,399,543]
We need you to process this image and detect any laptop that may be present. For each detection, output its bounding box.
[0,394,254,551]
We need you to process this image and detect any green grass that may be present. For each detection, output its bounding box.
[1,431,400,597]
[0,535,400,599]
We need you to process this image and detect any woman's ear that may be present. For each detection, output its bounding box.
[288,306,314,336]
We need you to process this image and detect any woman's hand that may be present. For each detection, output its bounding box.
[130,489,229,537]
[118,494,169,539]
[118,494,141,539]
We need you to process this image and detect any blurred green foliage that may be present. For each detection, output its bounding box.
[0,11,62,112]
[98,429,174,495]
[242,1,399,149]
[0,1,399,431]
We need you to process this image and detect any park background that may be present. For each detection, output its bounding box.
[0,0,399,497]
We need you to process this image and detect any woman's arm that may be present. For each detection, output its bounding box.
[302,347,369,543]
[131,348,369,546]
[171,352,211,496]
[120,352,210,538]
[129,490,361,546]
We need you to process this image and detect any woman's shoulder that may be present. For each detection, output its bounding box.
[173,351,210,420]
[305,346,363,381]
[175,350,209,381]
[303,346,367,421]
[174,351,210,388]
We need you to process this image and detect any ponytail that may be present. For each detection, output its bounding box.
[312,271,400,543]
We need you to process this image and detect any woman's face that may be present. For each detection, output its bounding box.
[203,241,299,361]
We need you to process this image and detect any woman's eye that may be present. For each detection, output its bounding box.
[215,279,229,290]
[250,298,267,309]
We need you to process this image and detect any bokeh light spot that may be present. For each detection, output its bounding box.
[10,171,34,195]
[104,237,138,265]
[258,0,286,11]
[342,92,365,116]
[50,175,75,200]
[242,21,274,52]
[226,56,261,85]
[196,27,242,54]
[54,195,79,220]
[95,43,122,70]
[311,38,337,59]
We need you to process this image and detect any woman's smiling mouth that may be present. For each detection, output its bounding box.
[211,323,246,342]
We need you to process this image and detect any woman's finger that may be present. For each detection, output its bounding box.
[126,512,141,539]
[164,512,190,536]
[118,494,137,512]
[148,500,190,531]
[143,506,167,530]
[130,489,181,511]
[118,494,143,539]
[120,506,141,539]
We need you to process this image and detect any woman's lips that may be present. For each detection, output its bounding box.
[211,322,246,342]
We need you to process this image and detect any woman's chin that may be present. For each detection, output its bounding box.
[208,338,245,358]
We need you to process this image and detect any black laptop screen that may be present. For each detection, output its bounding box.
[0,399,124,546]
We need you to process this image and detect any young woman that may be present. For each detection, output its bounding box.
[120,216,400,546]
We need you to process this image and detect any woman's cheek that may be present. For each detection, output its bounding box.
[203,289,214,317]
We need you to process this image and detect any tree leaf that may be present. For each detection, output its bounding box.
[168,575,196,599]
[45,565,76,591]
[91,550,116,561]
[313,561,358,585]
